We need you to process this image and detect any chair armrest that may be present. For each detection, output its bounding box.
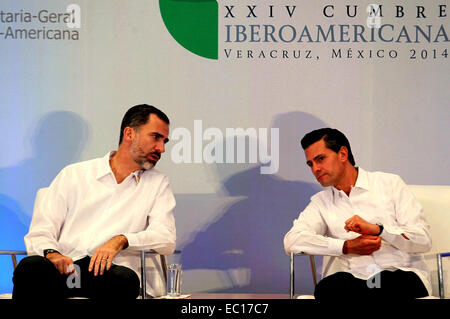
[291,252,306,256]
[0,250,27,254]
[0,250,27,270]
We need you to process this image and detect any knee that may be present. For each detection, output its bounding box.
[120,269,140,299]
[12,255,62,300]
[13,255,49,280]
[314,278,332,301]
[314,272,356,301]
[107,267,140,300]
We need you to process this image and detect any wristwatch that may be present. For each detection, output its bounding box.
[43,249,60,257]
[375,223,384,236]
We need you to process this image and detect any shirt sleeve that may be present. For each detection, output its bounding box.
[284,198,345,256]
[24,168,69,256]
[123,176,176,255]
[381,175,432,254]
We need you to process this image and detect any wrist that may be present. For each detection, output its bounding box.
[374,223,383,236]
[43,249,60,258]
[342,241,349,254]
[367,224,381,236]
[117,235,129,250]
[46,252,61,259]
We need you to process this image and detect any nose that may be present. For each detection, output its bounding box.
[311,162,321,176]
[156,140,165,154]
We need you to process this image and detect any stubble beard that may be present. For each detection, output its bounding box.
[138,158,155,170]
[131,142,157,171]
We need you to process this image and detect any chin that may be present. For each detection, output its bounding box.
[318,179,331,187]
[142,161,155,170]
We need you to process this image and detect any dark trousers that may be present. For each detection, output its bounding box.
[314,270,428,301]
[12,255,140,300]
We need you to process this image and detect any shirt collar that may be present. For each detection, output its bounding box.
[96,151,115,180]
[331,167,370,197]
[353,167,370,191]
[96,151,143,183]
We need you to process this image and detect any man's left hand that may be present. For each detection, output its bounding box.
[89,235,129,276]
[344,215,380,236]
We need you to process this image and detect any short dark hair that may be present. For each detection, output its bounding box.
[119,104,170,145]
[301,128,355,166]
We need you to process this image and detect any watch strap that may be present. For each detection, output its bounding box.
[375,223,384,236]
[43,249,60,257]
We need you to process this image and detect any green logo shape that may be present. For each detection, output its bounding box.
[159,0,218,60]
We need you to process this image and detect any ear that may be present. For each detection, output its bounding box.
[338,146,349,163]
[123,127,136,143]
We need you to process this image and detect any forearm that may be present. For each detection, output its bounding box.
[284,202,344,256]
[25,172,68,256]
[123,176,177,255]
[385,175,432,253]
[381,224,431,253]
[123,226,176,255]
[24,228,60,256]
[344,214,430,253]
[284,230,345,256]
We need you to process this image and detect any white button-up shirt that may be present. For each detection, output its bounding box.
[25,152,176,297]
[284,167,432,294]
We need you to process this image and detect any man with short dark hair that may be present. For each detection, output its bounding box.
[284,128,431,300]
[13,104,176,299]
